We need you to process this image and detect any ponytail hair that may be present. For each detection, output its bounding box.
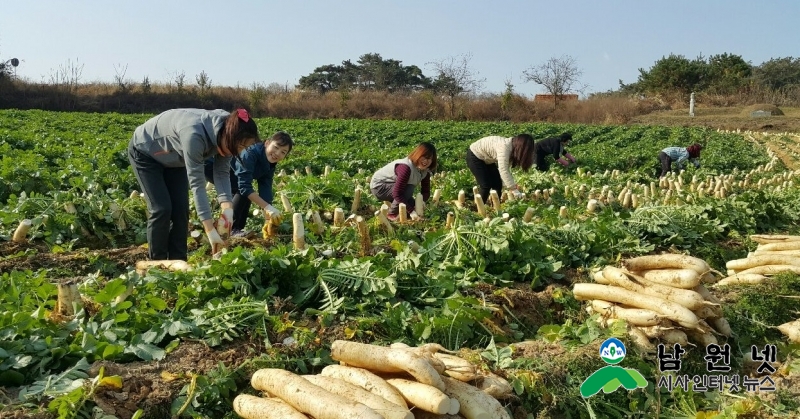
[218,108,259,156]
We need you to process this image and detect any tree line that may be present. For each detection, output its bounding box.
[294,51,800,101]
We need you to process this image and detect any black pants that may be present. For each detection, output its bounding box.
[534,152,549,172]
[128,142,189,260]
[657,151,672,178]
[204,162,251,231]
[466,149,503,200]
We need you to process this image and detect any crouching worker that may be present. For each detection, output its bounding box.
[205,131,294,236]
[657,143,702,178]
[370,142,437,220]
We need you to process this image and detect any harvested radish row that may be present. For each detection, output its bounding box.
[302,375,413,419]
[584,256,734,347]
[623,254,711,275]
[331,340,445,391]
[320,365,408,408]
[251,368,384,419]
[442,377,511,419]
[233,342,510,419]
[573,283,700,329]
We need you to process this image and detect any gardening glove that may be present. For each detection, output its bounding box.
[216,208,234,236]
[262,203,283,225]
[511,190,526,200]
[206,229,225,254]
[557,158,570,167]
[565,153,577,164]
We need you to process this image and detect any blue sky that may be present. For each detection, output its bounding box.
[1,1,797,96]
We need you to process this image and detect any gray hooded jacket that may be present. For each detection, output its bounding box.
[130,108,233,221]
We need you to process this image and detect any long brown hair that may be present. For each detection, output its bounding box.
[510,134,534,171]
[408,142,438,171]
[218,108,259,156]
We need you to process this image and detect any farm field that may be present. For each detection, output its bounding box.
[2,109,800,418]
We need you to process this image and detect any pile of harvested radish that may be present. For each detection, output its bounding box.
[233,340,512,419]
[717,234,800,286]
[574,254,732,351]
[721,234,800,344]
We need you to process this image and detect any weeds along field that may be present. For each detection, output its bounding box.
[1,108,800,418]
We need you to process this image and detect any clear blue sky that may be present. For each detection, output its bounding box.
[1,0,797,96]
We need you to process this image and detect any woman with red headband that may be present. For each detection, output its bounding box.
[657,143,703,178]
[127,108,260,259]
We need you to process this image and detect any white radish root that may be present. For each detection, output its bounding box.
[624,254,711,275]
[777,320,800,343]
[385,378,450,415]
[303,375,413,419]
[233,395,309,419]
[319,365,408,408]
[442,376,510,419]
[572,283,700,329]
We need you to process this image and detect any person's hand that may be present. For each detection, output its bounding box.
[511,190,526,200]
[565,153,577,164]
[262,203,283,225]
[216,208,234,236]
[206,229,225,254]
[557,158,570,167]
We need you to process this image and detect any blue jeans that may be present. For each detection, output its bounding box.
[128,142,189,260]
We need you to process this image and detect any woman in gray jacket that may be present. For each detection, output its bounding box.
[127,108,260,259]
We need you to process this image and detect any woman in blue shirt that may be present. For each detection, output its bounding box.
[206,131,294,235]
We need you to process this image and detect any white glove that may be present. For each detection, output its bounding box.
[512,190,525,199]
[216,208,234,236]
[206,229,225,254]
[263,204,283,225]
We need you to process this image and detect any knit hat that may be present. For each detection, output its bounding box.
[559,132,573,142]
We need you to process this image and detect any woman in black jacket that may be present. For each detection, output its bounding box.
[533,132,576,171]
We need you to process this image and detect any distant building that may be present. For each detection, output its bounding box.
[534,94,579,102]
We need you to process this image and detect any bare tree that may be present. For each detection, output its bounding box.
[48,58,84,91]
[427,53,485,117]
[522,55,587,107]
[114,63,130,93]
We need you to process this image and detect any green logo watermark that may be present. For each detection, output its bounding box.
[580,337,648,398]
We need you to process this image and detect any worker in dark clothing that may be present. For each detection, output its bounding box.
[533,132,576,171]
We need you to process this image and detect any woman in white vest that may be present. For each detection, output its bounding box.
[466,134,535,200]
[370,142,437,220]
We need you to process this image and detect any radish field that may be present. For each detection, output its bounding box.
[1,109,800,418]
